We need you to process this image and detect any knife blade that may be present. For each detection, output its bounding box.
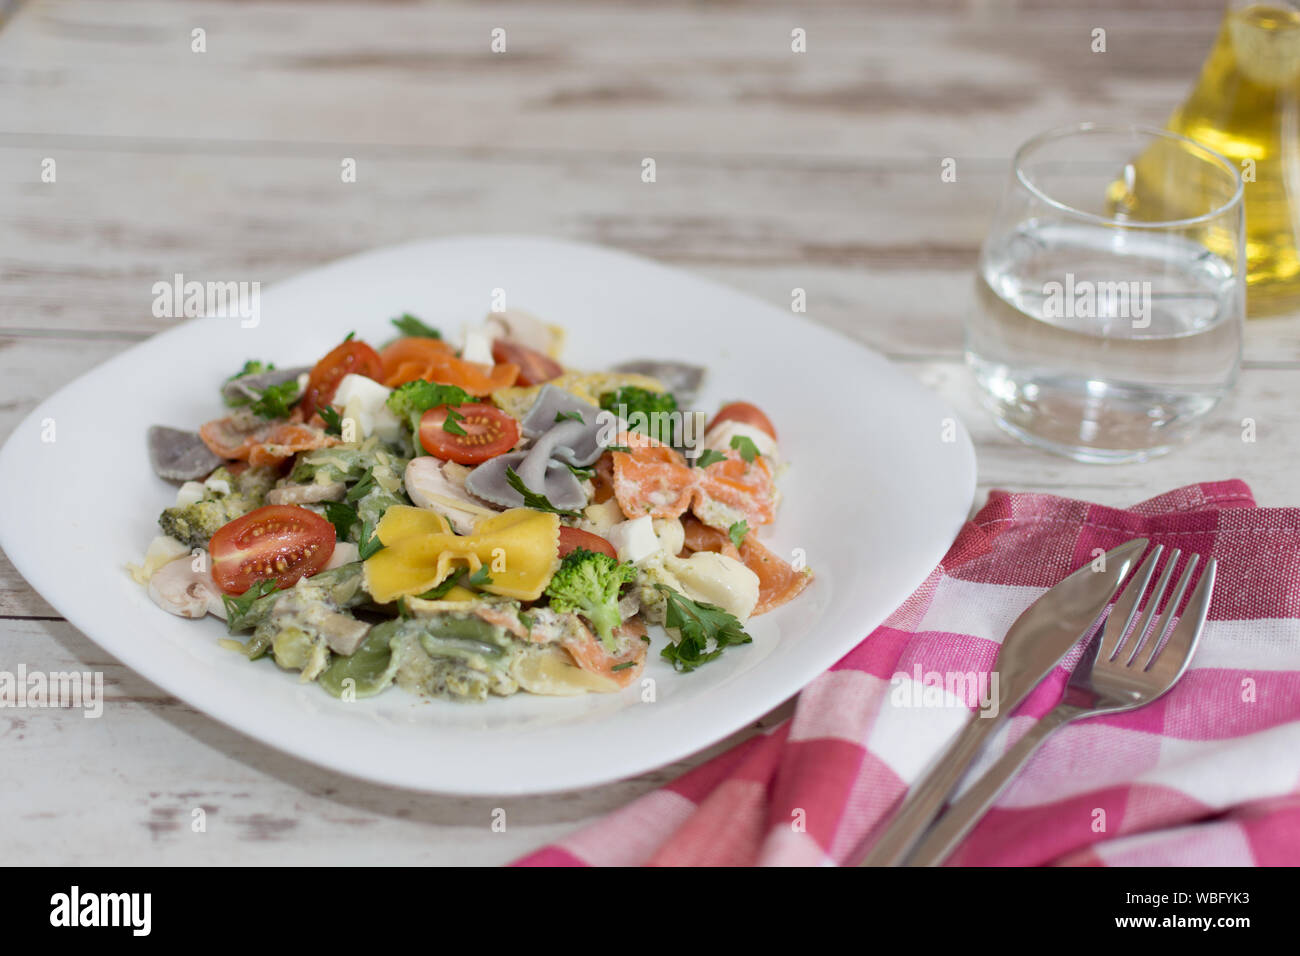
[858,536,1148,866]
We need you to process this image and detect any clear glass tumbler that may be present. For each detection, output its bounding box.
[966,123,1245,463]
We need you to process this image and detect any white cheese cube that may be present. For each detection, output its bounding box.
[175,481,206,507]
[606,515,660,565]
[461,328,495,365]
[333,373,402,442]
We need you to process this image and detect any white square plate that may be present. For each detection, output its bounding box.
[0,236,975,795]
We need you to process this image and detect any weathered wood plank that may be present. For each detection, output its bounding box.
[0,1,1222,158]
[2,147,1298,363]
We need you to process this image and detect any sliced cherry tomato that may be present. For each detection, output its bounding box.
[418,402,520,464]
[302,339,383,419]
[707,401,777,441]
[209,505,336,595]
[558,526,617,560]
[491,340,563,387]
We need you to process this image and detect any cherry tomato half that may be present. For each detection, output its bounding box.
[418,402,520,465]
[491,340,563,387]
[707,401,777,441]
[209,505,336,595]
[558,526,618,560]
[301,339,384,419]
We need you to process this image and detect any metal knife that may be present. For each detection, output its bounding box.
[857,537,1149,867]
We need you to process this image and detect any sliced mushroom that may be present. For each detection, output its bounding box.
[405,457,501,534]
[267,480,346,506]
[148,425,224,482]
[315,612,372,657]
[147,554,226,619]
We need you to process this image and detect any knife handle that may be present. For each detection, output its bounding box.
[859,712,1006,866]
[902,704,1078,866]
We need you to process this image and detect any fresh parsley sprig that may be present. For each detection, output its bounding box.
[357,519,385,560]
[322,501,359,541]
[655,585,753,672]
[249,379,301,419]
[318,404,343,436]
[730,435,761,463]
[694,448,726,469]
[443,407,467,436]
[391,313,442,339]
[222,579,280,630]
[505,466,581,518]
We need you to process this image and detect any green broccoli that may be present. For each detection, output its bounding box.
[158,495,256,549]
[385,380,475,436]
[543,548,638,650]
[156,465,275,549]
[600,386,678,444]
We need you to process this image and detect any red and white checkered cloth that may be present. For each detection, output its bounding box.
[514,480,1300,866]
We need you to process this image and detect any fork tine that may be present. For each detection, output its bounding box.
[1101,545,1163,661]
[1145,558,1215,682]
[1139,554,1198,671]
[1124,549,1182,666]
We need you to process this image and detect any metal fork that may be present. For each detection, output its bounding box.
[902,546,1216,867]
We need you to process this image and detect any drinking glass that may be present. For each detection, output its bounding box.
[966,123,1245,463]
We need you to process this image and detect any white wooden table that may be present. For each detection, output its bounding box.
[2,0,1294,865]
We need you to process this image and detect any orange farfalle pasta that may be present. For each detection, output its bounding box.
[363,505,561,604]
[609,431,778,529]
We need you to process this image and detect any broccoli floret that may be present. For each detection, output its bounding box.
[157,465,274,549]
[543,548,637,650]
[158,495,256,549]
[600,386,678,444]
[385,380,475,436]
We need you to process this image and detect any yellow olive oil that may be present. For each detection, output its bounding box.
[1169,4,1300,315]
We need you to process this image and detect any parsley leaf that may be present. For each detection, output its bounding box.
[728,520,749,550]
[226,359,275,383]
[249,379,301,419]
[416,574,465,601]
[322,501,359,541]
[505,466,581,518]
[318,404,343,436]
[606,444,632,454]
[655,585,753,672]
[694,448,727,469]
[345,468,377,503]
[443,407,467,436]
[391,313,442,339]
[730,435,761,464]
[555,410,585,424]
[565,463,595,481]
[222,579,279,629]
[466,564,494,588]
[611,660,636,672]
[357,519,385,560]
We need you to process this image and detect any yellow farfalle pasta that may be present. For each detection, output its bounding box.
[363,505,561,604]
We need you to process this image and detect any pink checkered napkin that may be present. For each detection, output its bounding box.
[514,480,1300,867]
